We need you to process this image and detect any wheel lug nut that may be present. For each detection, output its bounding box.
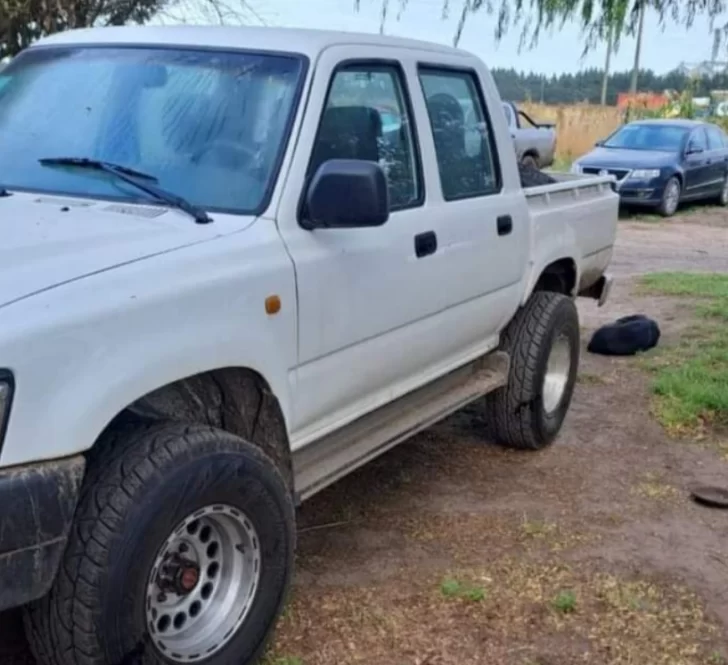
[179,543,188,553]
[158,593,167,602]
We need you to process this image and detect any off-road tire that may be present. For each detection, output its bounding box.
[23,422,295,665]
[657,176,681,217]
[483,291,579,450]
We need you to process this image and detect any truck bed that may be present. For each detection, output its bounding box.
[524,172,619,293]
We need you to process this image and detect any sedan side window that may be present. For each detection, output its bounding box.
[418,67,500,200]
[707,126,726,151]
[309,63,422,211]
[688,128,708,153]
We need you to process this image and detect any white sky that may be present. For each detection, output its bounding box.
[237,0,725,75]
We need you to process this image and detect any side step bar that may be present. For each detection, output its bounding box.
[293,351,510,502]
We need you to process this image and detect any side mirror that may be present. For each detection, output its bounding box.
[686,144,704,155]
[302,159,389,230]
[595,139,604,147]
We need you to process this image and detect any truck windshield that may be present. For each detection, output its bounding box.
[0,46,304,214]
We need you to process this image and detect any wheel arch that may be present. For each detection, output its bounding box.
[521,149,540,164]
[522,256,579,306]
[102,367,294,492]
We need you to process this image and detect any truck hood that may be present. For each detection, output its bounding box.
[0,193,243,308]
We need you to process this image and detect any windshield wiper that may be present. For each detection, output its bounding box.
[38,157,212,224]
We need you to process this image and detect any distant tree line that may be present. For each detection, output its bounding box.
[492,68,728,105]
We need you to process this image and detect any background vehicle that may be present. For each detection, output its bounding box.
[0,26,617,665]
[571,118,728,217]
[501,100,557,168]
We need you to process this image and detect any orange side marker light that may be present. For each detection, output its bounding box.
[265,295,281,315]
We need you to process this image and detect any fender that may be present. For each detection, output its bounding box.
[0,221,298,468]
[521,231,581,305]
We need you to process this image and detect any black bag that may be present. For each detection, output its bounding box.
[587,315,661,356]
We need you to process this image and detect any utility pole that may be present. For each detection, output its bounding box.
[626,2,646,121]
[629,2,646,95]
[600,22,613,105]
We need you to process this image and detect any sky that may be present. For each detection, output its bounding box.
[237,0,726,75]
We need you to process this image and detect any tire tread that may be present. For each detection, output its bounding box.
[483,291,576,450]
[24,421,291,665]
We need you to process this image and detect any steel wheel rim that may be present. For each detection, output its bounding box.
[145,504,261,662]
[665,180,679,214]
[542,333,572,414]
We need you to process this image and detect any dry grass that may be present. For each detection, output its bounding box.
[264,561,720,665]
[521,102,623,163]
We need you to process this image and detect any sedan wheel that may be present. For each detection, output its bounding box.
[658,176,681,217]
[719,176,728,206]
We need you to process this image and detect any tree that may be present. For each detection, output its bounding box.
[0,0,164,59]
[0,0,259,59]
[355,0,726,52]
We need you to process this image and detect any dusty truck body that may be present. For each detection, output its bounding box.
[0,25,617,665]
[502,100,557,169]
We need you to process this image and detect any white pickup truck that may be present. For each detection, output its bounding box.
[0,25,618,665]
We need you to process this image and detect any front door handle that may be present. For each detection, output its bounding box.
[414,231,437,258]
[497,214,513,236]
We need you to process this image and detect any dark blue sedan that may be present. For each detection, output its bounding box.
[571,119,728,217]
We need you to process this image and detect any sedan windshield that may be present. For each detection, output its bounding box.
[603,123,688,152]
[0,46,304,213]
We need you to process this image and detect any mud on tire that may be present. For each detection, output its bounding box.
[23,422,295,665]
[483,291,579,450]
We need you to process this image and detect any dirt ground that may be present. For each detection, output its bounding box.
[3,205,728,664]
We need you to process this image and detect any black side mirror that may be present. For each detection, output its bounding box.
[686,144,704,155]
[302,159,389,230]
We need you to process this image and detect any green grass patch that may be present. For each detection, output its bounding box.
[439,577,487,602]
[639,272,728,434]
[552,590,577,613]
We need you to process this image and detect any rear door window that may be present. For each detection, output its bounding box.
[418,67,500,200]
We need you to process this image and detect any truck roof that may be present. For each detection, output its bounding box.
[32,25,467,60]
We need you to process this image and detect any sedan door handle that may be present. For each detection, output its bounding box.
[497,214,513,236]
[414,231,437,258]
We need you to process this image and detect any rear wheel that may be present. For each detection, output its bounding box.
[717,174,728,206]
[24,422,295,665]
[483,291,580,450]
[521,154,539,169]
[658,176,681,217]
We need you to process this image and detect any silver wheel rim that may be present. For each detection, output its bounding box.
[145,505,261,662]
[664,180,679,214]
[542,333,572,414]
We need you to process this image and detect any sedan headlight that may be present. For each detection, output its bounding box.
[630,169,660,180]
[570,162,582,174]
[0,372,13,446]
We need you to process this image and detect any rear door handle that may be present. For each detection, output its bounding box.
[497,215,513,236]
[414,231,437,258]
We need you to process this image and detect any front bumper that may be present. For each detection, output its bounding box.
[0,456,84,611]
[616,177,665,206]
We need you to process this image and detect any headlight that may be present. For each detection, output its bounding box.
[570,162,582,174]
[0,372,13,447]
[630,169,660,180]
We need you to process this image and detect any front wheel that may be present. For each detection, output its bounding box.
[24,423,295,665]
[483,291,580,450]
[658,176,681,217]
